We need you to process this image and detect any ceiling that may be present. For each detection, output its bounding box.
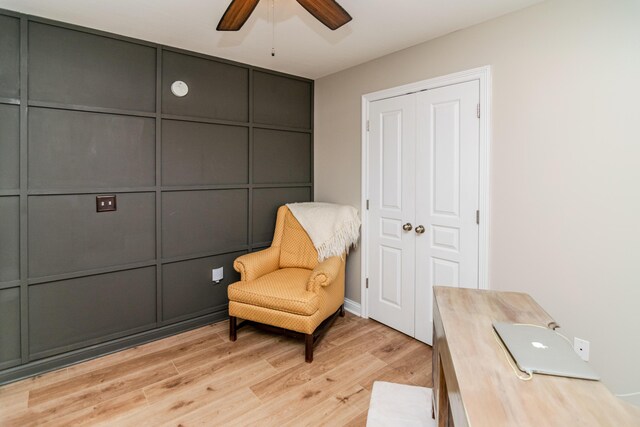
[0,0,542,79]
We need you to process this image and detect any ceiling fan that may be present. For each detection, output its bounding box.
[217,0,352,31]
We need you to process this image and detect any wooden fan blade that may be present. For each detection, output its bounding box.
[296,0,352,30]
[217,0,260,31]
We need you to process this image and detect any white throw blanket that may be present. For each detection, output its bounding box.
[286,202,361,261]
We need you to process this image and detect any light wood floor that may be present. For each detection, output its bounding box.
[0,313,433,426]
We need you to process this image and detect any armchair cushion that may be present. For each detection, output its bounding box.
[227,268,319,316]
[233,246,280,282]
[279,212,318,270]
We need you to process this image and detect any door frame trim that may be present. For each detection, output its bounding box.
[360,66,492,318]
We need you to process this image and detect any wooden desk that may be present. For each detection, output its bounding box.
[432,287,640,427]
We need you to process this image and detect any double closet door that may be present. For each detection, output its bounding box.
[367,80,480,345]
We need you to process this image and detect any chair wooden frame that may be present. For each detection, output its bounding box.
[229,305,345,363]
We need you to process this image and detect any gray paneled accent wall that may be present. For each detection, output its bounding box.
[0,9,313,384]
[0,14,20,99]
[0,105,19,189]
[28,22,157,112]
[28,109,156,189]
[0,197,19,284]
[162,51,249,122]
[0,288,20,370]
[28,193,156,278]
[161,121,249,186]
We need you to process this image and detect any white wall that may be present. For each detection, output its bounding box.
[314,0,640,405]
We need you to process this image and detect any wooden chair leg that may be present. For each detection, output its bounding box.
[305,334,313,363]
[339,304,345,317]
[229,316,237,342]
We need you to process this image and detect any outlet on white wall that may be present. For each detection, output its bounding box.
[574,337,590,361]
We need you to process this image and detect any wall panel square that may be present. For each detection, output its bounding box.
[28,193,156,278]
[0,104,19,190]
[253,71,311,129]
[29,108,155,189]
[0,14,20,99]
[0,287,20,368]
[0,197,19,283]
[162,120,248,186]
[28,267,156,358]
[162,251,243,323]
[252,187,311,243]
[162,51,248,122]
[28,23,156,111]
[162,190,248,258]
[253,129,311,184]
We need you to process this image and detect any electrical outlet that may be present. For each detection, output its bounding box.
[212,267,224,283]
[96,195,117,212]
[574,337,590,361]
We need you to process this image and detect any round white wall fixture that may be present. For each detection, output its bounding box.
[171,80,189,97]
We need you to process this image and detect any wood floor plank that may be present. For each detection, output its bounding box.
[323,316,386,347]
[5,363,177,426]
[171,330,268,372]
[143,339,282,404]
[264,314,377,371]
[235,352,386,425]
[66,324,223,378]
[40,390,147,427]
[358,364,415,391]
[0,390,29,424]
[115,360,277,426]
[388,344,433,387]
[343,409,369,427]
[281,384,371,427]
[264,337,336,371]
[252,330,388,400]
[28,333,222,407]
[369,330,424,365]
[0,368,69,398]
[0,315,433,427]
[158,387,260,427]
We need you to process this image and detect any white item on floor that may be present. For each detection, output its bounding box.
[286,202,361,261]
[366,381,435,427]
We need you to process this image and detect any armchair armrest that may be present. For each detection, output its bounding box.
[233,247,280,282]
[307,256,343,293]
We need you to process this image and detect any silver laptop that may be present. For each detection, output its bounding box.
[493,322,600,380]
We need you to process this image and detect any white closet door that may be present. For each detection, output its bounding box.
[367,94,416,336]
[414,80,480,345]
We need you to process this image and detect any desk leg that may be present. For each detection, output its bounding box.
[433,324,452,427]
[432,325,437,419]
[437,355,450,427]
[432,325,437,418]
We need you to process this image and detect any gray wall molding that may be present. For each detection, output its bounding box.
[0,7,313,385]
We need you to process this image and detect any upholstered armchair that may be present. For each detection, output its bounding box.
[227,205,346,362]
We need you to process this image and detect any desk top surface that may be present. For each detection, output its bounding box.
[433,286,640,427]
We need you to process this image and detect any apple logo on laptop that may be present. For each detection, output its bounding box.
[531,341,548,349]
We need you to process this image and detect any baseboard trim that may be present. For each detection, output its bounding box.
[344,298,362,316]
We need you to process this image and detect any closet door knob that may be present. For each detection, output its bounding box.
[402,223,413,231]
[415,225,425,234]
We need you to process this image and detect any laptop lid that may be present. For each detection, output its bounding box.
[493,322,600,381]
